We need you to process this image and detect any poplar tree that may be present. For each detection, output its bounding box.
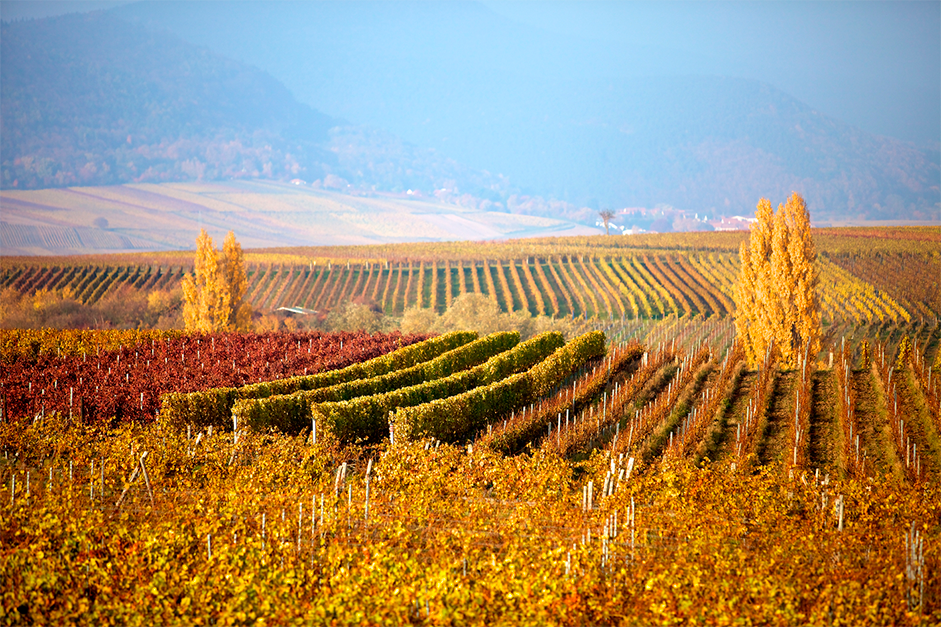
[735,192,820,368]
[221,231,252,331]
[784,192,820,365]
[182,229,251,332]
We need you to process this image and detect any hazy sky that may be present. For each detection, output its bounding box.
[2,0,938,146]
[479,1,939,146]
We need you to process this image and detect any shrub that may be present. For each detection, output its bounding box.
[291,331,566,443]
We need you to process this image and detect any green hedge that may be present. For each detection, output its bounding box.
[311,331,566,443]
[231,331,521,432]
[391,330,607,443]
[159,331,477,430]
[529,330,607,397]
[240,331,566,441]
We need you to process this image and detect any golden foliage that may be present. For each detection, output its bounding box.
[221,231,252,331]
[735,193,821,368]
[182,230,252,332]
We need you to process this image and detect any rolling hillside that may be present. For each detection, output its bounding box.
[0,12,506,203]
[0,180,594,255]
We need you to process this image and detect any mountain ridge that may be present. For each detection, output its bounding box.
[1,11,510,204]
[110,0,940,222]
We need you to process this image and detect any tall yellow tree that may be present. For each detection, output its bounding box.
[735,192,820,368]
[182,229,252,332]
[221,230,252,331]
[784,193,820,365]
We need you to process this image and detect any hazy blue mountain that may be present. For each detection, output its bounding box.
[112,0,940,221]
[1,11,504,198]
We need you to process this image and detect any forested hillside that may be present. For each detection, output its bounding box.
[0,12,504,200]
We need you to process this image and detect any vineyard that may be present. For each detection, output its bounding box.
[2,228,938,327]
[2,313,940,624]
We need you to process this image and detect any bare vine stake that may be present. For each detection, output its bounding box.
[905,522,925,613]
[262,513,266,552]
[311,494,317,544]
[364,458,373,525]
[297,503,303,553]
[139,452,154,506]
[114,465,140,510]
[207,533,212,560]
[334,463,346,502]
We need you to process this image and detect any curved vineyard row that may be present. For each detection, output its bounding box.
[4,317,934,471]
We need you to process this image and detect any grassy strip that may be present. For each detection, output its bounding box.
[231,331,521,434]
[160,331,477,430]
[672,342,745,460]
[695,360,747,465]
[612,346,711,462]
[639,361,714,465]
[392,331,606,444]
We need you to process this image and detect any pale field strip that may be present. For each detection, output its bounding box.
[5,181,594,253]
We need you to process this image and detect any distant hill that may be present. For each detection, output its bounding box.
[0,12,506,201]
[113,0,941,222]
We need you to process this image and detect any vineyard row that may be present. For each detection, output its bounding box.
[2,253,922,322]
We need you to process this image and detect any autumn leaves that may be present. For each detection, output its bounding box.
[735,193,821,369]
[182,230,252,332]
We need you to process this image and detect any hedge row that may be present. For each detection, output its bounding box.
[159,331,477,429]
[230,331,521,433]
[315,331,567,443]
[391,330,607,444]
[244,331,567,442]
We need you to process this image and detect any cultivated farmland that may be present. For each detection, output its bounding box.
[2,228,937,322]
[1,227,939,624]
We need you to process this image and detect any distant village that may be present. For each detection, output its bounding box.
[292,177,758,234]
[600,206,755,234]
